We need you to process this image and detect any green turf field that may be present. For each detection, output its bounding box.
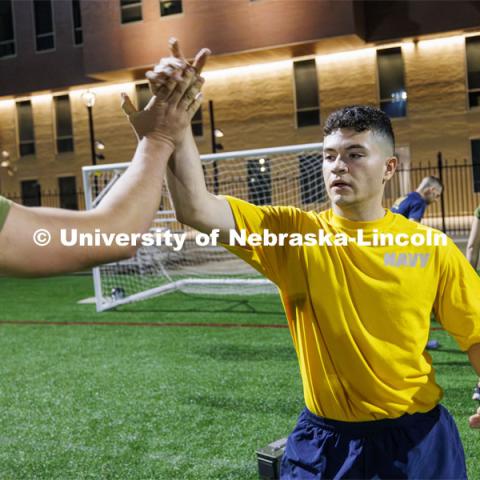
[0,276,478,479]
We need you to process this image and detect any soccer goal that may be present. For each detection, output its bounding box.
[82,142,325,311]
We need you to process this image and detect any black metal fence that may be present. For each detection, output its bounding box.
[2,153,479,237]
[384,153,480,237]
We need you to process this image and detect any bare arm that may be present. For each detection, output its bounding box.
[168,127,234,242]
[468,344,480,377]
[468,343,480,428]
[0,138,172,277]
[0,68,202,277]
[466,216,480,269]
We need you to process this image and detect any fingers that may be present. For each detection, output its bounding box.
[168,67,197,107]
[146,70,178,101]
[179,76,204,110]
[168,37,211,74]
[187,92,203,119]
[154,56,185,81]
[469,414,480,428]
[120,93,137,116]
[169,37,184,60]
[192,48,211,74]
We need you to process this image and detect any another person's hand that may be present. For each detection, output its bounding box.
[146,38,210,100]
[469,405,480,428]
[121,67,203,145]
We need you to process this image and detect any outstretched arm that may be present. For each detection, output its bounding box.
[468,344,480,428]
[0,138,172,276]
[0,71,202,276]
[143,39,235,242]
[466,216,480,269]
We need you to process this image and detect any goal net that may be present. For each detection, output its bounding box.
[82,142,326,311]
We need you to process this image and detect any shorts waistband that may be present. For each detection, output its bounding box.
[301,405,440,434]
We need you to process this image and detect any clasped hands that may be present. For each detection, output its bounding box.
[121,38,210,147]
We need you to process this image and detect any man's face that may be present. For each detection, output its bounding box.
[424,187,442,204]
[323,128,395,209]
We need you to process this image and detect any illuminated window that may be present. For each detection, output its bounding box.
[160,0,182,16]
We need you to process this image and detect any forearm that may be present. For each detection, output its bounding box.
[166,127,210,223]
[0,138,173,276]
[468,343,480,377]
[466,244,479,269]
[94,137,173,235]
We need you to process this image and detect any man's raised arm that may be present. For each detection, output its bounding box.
[144,39,235,243]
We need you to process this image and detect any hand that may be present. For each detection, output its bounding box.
[146,38,210,100]
[469,405,480,428]
[121,67,203,145]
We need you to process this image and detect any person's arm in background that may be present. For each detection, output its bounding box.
[468,344,480,428]
[433,240,480,429]
[466,214,480,269]
[0,71,202,276]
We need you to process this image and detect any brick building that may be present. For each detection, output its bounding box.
[0,0,479,215]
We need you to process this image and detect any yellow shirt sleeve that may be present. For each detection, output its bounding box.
[434,240,480,351]
[0,196,12,232]
[222,195,301,286]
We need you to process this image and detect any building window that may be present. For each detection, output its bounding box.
[135,82,150,110]
[472,139,480,193]
[120,0,142,23]
[33,0,55,51]
[71,0,82,45]
[191,106,203,137]
[160,0,182,16]
[248,158,271,205]
[0,0,15,59]
[58,176,78,210]
[299,154,326,204]
[377,47,407,118]
[54,95,74,153]
[466,36,480,109]
[16,100,35,157]
[21,180,41,206]
[293,59,320,128]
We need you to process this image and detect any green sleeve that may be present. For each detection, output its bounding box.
[0,196,12,232]
[475,206,480,220]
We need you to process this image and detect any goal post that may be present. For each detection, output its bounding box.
[82,142,325,312]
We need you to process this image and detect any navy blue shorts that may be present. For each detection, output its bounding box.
[281,405,466,479]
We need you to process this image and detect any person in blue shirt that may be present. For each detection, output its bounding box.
[391,176,443,221]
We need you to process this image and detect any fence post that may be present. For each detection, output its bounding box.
[437,152,446,233]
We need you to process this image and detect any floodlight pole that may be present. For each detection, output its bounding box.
[209,100,219,195]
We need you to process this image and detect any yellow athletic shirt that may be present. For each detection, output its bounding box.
[0,195,11,232]
[223,195,480,421]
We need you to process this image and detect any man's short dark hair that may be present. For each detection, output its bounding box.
[323,105,395,152]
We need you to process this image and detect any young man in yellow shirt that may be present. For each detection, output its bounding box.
[144,43,480,479]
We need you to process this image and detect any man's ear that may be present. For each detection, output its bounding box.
[384,156,398,181]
